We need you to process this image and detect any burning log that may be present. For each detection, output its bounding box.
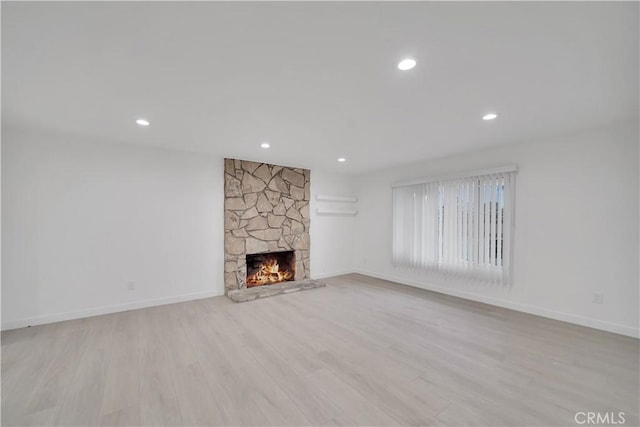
[247,258,293,286]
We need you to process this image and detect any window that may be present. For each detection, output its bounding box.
[392,167,516,285]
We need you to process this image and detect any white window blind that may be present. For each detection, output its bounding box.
[392,167,516,285]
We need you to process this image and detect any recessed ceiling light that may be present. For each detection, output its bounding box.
[337,157,347,162]
[261,142,270,149]
[482,113,498,121]
[136,118,150,126]
[397,58,416,71]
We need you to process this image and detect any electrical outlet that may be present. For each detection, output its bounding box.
[592,293,603,304]
[128,282,136,291]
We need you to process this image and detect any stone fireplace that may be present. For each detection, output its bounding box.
[224,158,311,294]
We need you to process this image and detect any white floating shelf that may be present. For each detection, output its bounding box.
[316,194,358,203]
[316,208,358,216]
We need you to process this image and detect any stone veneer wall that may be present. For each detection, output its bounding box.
[224,158,311,293]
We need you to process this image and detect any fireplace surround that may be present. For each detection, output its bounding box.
[224,158,311,294]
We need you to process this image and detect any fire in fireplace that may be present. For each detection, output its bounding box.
[246,250,295,287]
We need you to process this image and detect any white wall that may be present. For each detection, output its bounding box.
[354,123,639,337]
[1,128,357,329]
[4,123,638,337]
[2,129,225,329]
[310,171,356,278]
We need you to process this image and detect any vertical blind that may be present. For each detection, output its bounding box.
[392,168,516,286]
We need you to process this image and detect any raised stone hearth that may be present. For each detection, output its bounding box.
[227,279,326,302]
[224,158,311,295]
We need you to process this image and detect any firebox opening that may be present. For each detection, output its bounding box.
[246,251,295,288]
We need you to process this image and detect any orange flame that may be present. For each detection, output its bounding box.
[247,258,294,287]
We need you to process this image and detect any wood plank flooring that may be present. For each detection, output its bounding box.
[2,274,639,426]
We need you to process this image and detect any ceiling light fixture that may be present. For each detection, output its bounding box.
[136,118,150,126]
[261,142,270,148]
[337,157,347,162]
[482,113,498,121]
[397,58,417,71]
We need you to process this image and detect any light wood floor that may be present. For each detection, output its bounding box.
[2,274,639,426]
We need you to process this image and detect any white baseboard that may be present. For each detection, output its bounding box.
[1,290,223,331]
[312,270,356,280]
[353,270,640,339]
[5,272,637,339]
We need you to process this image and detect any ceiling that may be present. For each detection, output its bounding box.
[2,2,638,174]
